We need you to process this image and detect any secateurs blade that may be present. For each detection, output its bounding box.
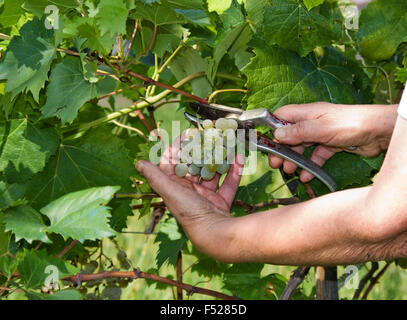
[185,102,337,192]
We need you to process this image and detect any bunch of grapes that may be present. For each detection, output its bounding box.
[174,118,238,181]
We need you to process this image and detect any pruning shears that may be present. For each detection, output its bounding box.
[184,102,337,193]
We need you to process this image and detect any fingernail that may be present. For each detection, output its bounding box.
[274,128,286,140]
[135,160,145,171]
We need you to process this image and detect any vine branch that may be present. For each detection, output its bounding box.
[64,269,240,300]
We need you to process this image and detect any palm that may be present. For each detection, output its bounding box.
[159,136,243,213]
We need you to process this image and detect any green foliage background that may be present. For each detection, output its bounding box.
[0,0,406,300]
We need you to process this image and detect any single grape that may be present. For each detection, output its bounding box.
[217,162,230,174]
[180,148,193,164]
[188,164,201,175]
[175,163,189,177]
[215,118,229,131]
[206,163,220,173]
[202,119,214,129]
[185,128,199,139]
[223,128,236,148]
[227,119,238,131]
[181,138,193,148]
[200,166,216,181]
[214,146,227,163]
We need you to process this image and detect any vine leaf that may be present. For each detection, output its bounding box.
[0,213,10,256]
[155,217,187,269]
[0,17,57,102]
[17,249,79,289]
[357,0,407,61]
[5,205,51,244]
[223,263,286,300]
[0,181,26,210]
[25,289,83,300]
[244,0,268,26]
[96,0,131,36]
[303,0,325,11]
[0,119,60,183]
[26,127,135,231]
[242,45,370,112]
[0,0,25,27]
[5,186,119,244]
[22,0,78,16]
[40,186,118,242]
[263,0,337,57]
[168,46,212,98]
[41,56,98,124]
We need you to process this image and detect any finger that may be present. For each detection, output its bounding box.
[282,146,304,174]
[200,173,221,191]
[218,154,244,208]
[137,160,189,200]
[273,103,327,123]
[268,154,284,169]
[160,132,190,176]
[299,146,336,183]
[274,120,321,145]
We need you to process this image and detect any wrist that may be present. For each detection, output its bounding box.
[363,105,398,149]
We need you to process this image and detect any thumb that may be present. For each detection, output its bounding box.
[274,120,318,145]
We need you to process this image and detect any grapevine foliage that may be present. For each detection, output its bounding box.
[0,0,406,300]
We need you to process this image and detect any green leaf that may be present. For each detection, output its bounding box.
[40,186,118,242]
[26,127,135,231]
[23,0,78,16]
[155,217,187,269]
[0,181,26,210]
[25,289,83,300]
[164,0,211,26]
[263,0,337,57]
[168,46,212,98]
[0,254,18,278]
[96,0,129,35]
[133,1,186,25]
[208,1,252,80]
[0,213,10,256]
[5,205,50,244]
[41,56,98,124]
[207,0,232,14]
[0,119,60,183]
[235,171,274,205]
[0,0,24,27]
[17,249,79,289]
[223,263,281,299]
[0,17,57,102]
[357,0,407,61]
[396,67,407,84]
[244,0,268,26]
[242,45,369,112]
[303,0,325,11]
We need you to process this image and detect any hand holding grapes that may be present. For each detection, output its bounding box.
[135,120,244,256]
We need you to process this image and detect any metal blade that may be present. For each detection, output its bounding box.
[189,102,243,120]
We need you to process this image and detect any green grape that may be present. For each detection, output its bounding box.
[185,128,199,139]
[201,166,216,181]
[202,119,214,129]
[180,148,193,164]
[215,118,228,131]
[205,163,219,173]
[223,128,236,149]
[227,119,238,131]
[188,164,201,175]
[217,162,230,174]
[175,163,188,177]
[214,146,227,163]
[181,138,193,148]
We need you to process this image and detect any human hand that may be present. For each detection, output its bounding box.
[135,134,244,256]
[269,102,398,183]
